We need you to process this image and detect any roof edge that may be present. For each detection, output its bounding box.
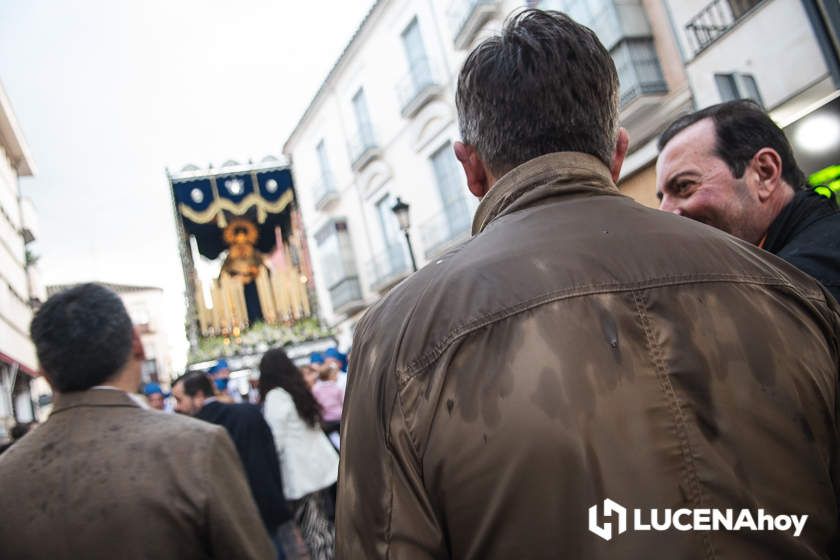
[0,80,36,177]
[282,0,387,153]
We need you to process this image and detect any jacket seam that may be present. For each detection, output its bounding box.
[385,437,396,560]
[632,290,717,560]
[397,273,813,381]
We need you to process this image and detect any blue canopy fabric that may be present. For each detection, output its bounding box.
[172,167,296,259]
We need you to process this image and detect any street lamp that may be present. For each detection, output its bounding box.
[391,197,418,272]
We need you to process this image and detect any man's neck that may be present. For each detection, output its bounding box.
[101,365,141,393]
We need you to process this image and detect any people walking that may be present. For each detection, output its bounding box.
[260,348,339,560]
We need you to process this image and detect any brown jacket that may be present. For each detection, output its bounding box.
[337,153,840,559]
[0,388,275,560]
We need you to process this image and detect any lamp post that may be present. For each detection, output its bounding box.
[391,197,418,272]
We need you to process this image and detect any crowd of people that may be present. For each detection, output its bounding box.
[2,8,840,559]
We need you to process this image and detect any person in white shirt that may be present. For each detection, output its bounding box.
[259,348,338,560]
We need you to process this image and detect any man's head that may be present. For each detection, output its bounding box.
[30,283,143,393]
[454,8,628,197]
[656,100,806,244]
[208,359,230,391]
[171,372,215,415]
[143,383,166,411]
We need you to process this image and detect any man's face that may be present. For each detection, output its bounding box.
[656,119,763,243]
[171,382,202,415]
[147,393,165,411]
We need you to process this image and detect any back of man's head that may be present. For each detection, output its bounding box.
[456,8,619,177]
[30,283,134,393]
[658,99,807,190]
[173,371,215,399]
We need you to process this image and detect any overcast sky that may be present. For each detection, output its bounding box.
[0,0,375,371]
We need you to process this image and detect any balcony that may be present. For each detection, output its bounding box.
[685,0,765,57]
[19,196,38,244]
[447,0,497,50]
[328,275,366,315]
[614,39,668,109]
[313,178,339,211]
[349,128,380,172]
[420,202,472,260]
[366,243,411,293]
[397,58,443,118]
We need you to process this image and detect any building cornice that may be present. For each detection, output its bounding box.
[0,80,35,177]
[282,0,388,153]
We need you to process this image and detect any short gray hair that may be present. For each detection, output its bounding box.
[456,9,619,176]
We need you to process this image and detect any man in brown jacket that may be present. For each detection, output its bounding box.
[337,9,840,559]
[0,284,274,560]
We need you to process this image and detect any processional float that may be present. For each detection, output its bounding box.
[167,158,315,347]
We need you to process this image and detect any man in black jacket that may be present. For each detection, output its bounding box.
[656,100,840,301]
[172,372,308,559]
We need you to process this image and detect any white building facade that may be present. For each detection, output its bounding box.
[284,0,693,345]
[666,0,838,121]
[0,80,47,432]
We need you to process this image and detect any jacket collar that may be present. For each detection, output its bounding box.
[472,151,620,235]
[51,388,142,415]
[763,189,840,254]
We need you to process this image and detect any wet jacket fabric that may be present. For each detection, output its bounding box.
[0,389,274,560]
[764,188,840,303]
[337,152,840,559]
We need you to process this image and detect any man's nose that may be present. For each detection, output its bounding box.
[658,195,683,216]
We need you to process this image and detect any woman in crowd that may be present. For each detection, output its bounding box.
[259,348,339,560]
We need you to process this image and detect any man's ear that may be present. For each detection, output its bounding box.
[610,127,630,183]
[131,328,146,361]
[750,147,784,202]
[454,141,489,198]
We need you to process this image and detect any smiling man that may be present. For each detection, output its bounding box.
[656,100,840,301]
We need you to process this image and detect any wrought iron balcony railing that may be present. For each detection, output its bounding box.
[366,243,410,292]
[685,0,764,56]
[312,177,339,210]
[447,0,496,50]
[397,58,441,117]
[348,127,379,171]
[328,275,364,314]
[420,201,472,259]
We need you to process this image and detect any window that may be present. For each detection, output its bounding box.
[352,89,374,146]
[315,220,358,289]
[612,39,668,107]
[402,18,427,68]
[715,73,763,106]
[430,143,470,233]
[375,194,402,248]
[315,219,363,311]
[315,140,335,191]
[431,143,462,206]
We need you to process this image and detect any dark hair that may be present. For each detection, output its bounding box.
[10,423,31,440]
[658,99,807,190]
[30,283,134,392]
[172,371,214,398]
[259,348,321,428]
[456,8,619,176]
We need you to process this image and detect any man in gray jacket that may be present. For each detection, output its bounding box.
[338,9,840,559]
[0,284,274,560]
